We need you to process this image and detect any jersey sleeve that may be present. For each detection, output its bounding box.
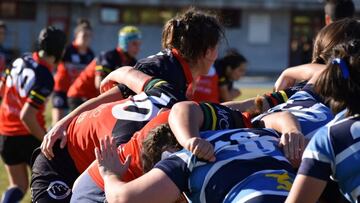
[116,61,160,98]
[298,125,334,181]
[95,52,115,77]
[27,71,54,108]
[154,151,192,192]
[199,103,252,131]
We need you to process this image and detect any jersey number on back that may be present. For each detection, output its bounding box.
[112,92,171,121]
[6,58,36,97]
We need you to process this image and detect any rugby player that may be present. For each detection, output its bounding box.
[52,19,94,124]
[66,26,141,110]
[287,40,360,203]
[0,26,66,203]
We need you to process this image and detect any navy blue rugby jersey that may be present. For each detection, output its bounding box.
[95,48,136,77]
[300,112,360,203]
[111,79,186,144]
[62,43,94,69]
[155,128,295,203]
[252,85,334,138]
[118,49,193,99]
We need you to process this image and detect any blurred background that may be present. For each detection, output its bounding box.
[2,0,359,76]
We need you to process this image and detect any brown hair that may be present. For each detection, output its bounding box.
[315,40,360,115]
[312,18,360,64]
[162,7,224,62]
[74,18,92,35]
[141,124,182,172]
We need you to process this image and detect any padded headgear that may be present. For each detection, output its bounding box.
[118,26,141,52]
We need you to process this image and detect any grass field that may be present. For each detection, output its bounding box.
[0,86,272,202]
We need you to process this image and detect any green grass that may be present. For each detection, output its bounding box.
[0,87,272,202]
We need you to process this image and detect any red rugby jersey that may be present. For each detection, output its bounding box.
[53,43,94,93]
[66,82,181,172]
[191,66,219,103]
[67,48,136,100]
[0,52,54,135]
[87,111,170,189]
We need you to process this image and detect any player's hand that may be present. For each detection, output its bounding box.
[40,122,68,160]
[274,71,296,91]
[185,137,216,162]
[279,130,305,165]
[96,136,131,178]
[100,75,118,94]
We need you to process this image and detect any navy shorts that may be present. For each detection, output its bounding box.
[0,135,41,165]
[31,141,79,202]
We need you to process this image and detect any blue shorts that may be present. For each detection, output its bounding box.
[71,170,106,203]
[223,169,295,203]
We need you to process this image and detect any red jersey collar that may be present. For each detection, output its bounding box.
[32,52,52,71]
[242,112,253,128]
[116,47,127,64]
[72,41,91,54]
[171,48,193,85]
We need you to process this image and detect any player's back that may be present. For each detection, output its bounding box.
[0,53,54,135]
[67,80,185,172]
[159,128,294,203]
[328,115,360,202]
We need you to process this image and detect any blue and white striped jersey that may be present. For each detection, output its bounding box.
[155,128,295,203]
[252,86,334,138]
[299,112,360,203]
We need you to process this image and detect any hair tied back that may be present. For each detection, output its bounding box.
[332,58,350,79]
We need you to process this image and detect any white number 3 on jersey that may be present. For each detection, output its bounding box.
[6,58,36,97]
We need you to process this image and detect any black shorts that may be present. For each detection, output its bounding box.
[68,97,87,111]
[0,135,41,165]
[31,141,79,203]
[52,91,69,109]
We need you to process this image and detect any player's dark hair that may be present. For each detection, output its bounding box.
[162,7,224,62]
[74,18,92,35]
[217,49,247,70]
[141,124,182,172]
[38,26,67,63]
[315,40,360,115]
[312,18,360,64]
[324,0,355,22]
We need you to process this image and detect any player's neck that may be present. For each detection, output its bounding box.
[40,55,56,69]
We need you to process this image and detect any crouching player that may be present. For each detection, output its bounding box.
[94,79,335,202]
[30,79,185,202]
[286,40,360,203]
[95,121,300,203]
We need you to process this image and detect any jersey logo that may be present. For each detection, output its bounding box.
[46,180,71,200]
[265,172,293,191]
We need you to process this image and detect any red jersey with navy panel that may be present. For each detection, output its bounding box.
[66,80,185,172]
[85,102,253,190]
[87,110,170,190]
[67,48,136,100]
[54,43,94,93]
[0,52,54,135]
